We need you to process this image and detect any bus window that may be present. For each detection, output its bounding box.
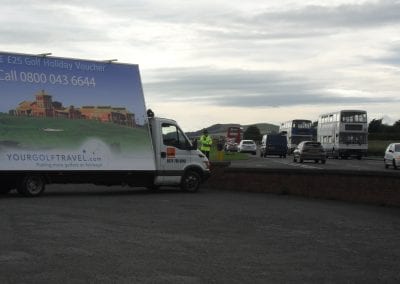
[341,112,367,123]
[339,133,367,144]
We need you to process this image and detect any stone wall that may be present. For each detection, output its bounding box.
[206,163,400,207]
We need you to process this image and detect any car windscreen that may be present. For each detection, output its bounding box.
[304,142,322,148]
[243,141,254,144]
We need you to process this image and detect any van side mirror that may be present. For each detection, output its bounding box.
[190,139,198,150]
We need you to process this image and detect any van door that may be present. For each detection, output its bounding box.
[159,123,192,184]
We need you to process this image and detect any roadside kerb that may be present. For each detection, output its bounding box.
[206,163,400,207]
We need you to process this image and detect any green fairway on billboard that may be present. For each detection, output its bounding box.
[0,52,156,171]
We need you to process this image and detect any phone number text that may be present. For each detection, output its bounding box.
[0,69,96,88]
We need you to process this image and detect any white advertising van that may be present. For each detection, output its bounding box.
[0,52,210,196]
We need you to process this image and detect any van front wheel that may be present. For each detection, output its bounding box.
[17,175,45,197]
[181,171,201,193]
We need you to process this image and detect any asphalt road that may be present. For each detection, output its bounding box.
[229,154,396,173]
[1,185,400,283]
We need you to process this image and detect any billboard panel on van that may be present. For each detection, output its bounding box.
[0,52,156,171]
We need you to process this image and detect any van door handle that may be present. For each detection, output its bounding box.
[161,152,166,158]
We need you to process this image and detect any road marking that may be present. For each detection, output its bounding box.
[271,159,323,169]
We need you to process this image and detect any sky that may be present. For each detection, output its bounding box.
[1,0,399,131]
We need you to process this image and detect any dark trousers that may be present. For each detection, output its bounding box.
[202,150,210,159]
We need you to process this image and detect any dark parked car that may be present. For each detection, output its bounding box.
[293,141,326,163]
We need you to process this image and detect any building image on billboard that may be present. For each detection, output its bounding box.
[9,90,136,128]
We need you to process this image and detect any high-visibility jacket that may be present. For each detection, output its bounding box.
[200,135,212,152]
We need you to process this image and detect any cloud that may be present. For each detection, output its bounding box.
[0,2,123,46]
[144,67,393,108]
[369,41,400,67]
[253,0,400,28]
[193,0,400,43]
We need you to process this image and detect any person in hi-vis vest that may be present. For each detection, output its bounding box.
[199,129,212,159]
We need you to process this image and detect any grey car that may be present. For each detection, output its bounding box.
[293,141,326,164]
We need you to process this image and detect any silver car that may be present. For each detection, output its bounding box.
[384,143,400,169]
[293,141,326,164]
[238,140,257,155]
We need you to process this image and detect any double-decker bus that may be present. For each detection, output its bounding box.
[223,126,243,152]
[317,110,368,159]
[279,119,313,153]
[226,126,242,144]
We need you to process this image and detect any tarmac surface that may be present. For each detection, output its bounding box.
[1,185,400,283]
[229,154,394,173]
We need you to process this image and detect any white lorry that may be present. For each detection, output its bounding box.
[0,51,210,196]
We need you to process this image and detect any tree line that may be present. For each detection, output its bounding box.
[368,118,400,140]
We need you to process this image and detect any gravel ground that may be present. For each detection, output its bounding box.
[1,185,400,283]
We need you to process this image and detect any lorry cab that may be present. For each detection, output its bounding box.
[149,116,210,192]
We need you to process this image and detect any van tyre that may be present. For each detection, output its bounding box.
[181,171,201,193]
[17,175,45,197]
[384,159,389,169]
[146,184,159,192]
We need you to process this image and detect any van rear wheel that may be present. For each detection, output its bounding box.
[17,175,45,197]
[181,171,201,193]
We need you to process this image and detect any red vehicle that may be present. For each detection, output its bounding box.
[226,126,242,144]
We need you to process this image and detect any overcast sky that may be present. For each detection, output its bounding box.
[1,0,399,131]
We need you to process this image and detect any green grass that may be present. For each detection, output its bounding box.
[0,114,151,152]
[209,145,249,161]
[368,140,396,156]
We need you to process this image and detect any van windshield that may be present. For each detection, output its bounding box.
[395,145,400,152]
[267,135,286,144]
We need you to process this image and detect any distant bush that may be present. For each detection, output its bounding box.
[368,140,398,156]
[368,133,400,140]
